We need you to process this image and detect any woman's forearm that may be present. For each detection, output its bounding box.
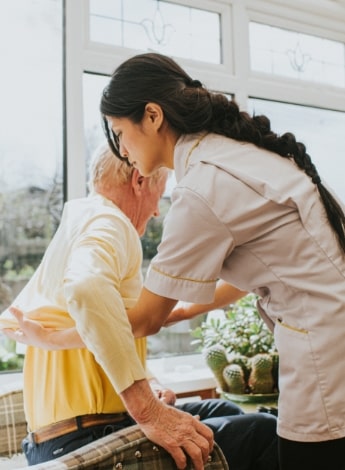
[127,287,178,337]
[3,307,85,350]
[165,280,247,325]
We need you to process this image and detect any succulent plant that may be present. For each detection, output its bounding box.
[191,294,279,395]
[203,344,229,391]
[223,363,246,394]
[248,353,274,394]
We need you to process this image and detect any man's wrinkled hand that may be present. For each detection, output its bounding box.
[139,403,214,470]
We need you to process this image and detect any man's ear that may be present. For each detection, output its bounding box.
[144,102,164,130]
[131,168,146,196]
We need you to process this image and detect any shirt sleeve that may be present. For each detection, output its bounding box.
[145,185,234,303]
[63,214,146,394]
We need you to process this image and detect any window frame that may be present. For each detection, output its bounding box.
[65,0,345,202]
[64,0,345,361]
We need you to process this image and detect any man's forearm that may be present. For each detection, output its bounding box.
[120,378,159,424]
[119,378,214,470]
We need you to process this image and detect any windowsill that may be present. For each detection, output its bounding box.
[0,354,216,395]
[147,353,216,394]
[0,371,23,387]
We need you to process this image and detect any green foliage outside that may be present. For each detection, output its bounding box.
[0,351,25,372]
[141,197,169,260]
[141,217,163,260]
[0,336,24,371]
[2,260,35,282]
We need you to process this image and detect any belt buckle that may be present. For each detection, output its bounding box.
[28,432,36,444]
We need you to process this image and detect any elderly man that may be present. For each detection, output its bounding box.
[2,146,278,469]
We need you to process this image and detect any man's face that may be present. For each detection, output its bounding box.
[134,172,168,237]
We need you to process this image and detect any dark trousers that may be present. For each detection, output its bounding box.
[23,415,136,465]
[278,436,345,470]
[178,399,278,470]
[23,399,278,469]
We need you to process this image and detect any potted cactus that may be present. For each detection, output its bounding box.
[190,293,279,403]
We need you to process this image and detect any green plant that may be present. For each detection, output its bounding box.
[0,352,24,372]
[191,293,276,357]
[191,294,279,396]
[3,259,35,281]
[0,341,24,372]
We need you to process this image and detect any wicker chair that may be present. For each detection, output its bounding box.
[0,384,228,470]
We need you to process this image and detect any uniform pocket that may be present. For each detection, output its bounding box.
[274,319,328,439]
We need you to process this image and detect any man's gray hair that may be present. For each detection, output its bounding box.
[88,143,134,192]
[88,143,169,193]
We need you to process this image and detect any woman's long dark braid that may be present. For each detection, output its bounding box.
[100,52,345,253]
[207,93,345,253]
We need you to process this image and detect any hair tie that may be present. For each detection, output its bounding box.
[190,79,202,88]
[312,174,321,185]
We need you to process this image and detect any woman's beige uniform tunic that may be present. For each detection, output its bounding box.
[145,132,345,443]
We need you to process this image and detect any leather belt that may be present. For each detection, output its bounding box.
[29,413,129,444]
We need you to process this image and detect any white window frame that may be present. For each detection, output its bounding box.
[65,0,345,201]
[62,0,345,386]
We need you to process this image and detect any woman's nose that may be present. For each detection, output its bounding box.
[119,142,128,159]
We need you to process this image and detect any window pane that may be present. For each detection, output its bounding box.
[248,98,345,203]
[83,73,109,175]
[83,71,197,359]
[250,22,345,87]
[89,0,221,64]
[0,0,63,363]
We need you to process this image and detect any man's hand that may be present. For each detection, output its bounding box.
[142,403,213,470]
[121,379,214,470]
[149,378,176,406]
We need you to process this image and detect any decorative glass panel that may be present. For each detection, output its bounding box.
[250,22,345,87]
[248,98,345,203]
[89,0,221,64]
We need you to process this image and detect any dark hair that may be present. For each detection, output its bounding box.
[100,52,345,253]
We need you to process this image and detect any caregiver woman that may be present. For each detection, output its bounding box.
[101,52,345,470]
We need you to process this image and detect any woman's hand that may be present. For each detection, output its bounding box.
[164,301,193,326]
[3,306,85,350]
[149,378,176,405]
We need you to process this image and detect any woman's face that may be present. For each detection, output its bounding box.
[107,104,177,176]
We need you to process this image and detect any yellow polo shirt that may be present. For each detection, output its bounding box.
[0,193,147,430]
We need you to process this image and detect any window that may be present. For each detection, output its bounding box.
[248,99,345,202]
[0,0,63,370]
[75,0,345,359]
[2,0,345,367]
[89,0,222,63]
[249,22,345,87]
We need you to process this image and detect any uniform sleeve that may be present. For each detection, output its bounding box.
[63,214,146,394]
[145,185,234,303]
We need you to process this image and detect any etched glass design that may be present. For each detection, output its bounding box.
[250,22,345,87]
[89,0,221,63]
